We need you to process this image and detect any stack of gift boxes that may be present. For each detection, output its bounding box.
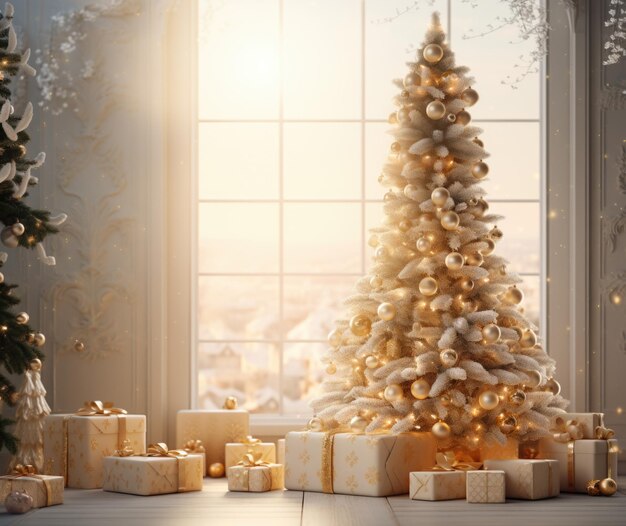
[0,404,618,508]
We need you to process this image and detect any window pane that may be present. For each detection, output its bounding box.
[365,122,391,199]
[518,275,540,330]
[198,342,280,414]
[283,342,327,416]
[198,203,279,273]
[284,0,361,119]
[199,0,279,119]
[284,123,361,199]
[451,1,540,120]
[488,203,540,274]
[198,276,279,340]
[365,202,385,261]
[199,123,279,200]
[283,276,356,340]
[283,203,362,273]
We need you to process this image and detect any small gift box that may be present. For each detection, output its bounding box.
[176,404,249,475]
[409,452,481,501]
[225,436,276,469]
[183,439,206,476]
[43,401,146,488]
[277,438,285,466]
[484,459,560,500]
[551,413,604,440]
[466,470,506,503]
[0,465,64,508]
[285,431,437,497]
[102,443,203,496]
[227,453,284,492]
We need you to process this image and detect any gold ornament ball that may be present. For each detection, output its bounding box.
[30,358,42,372]
[350,314,372,337]
[445,252,465,270]
[308,417,324,432]
[505,286,524,305]
[419,277,438,296]
[11,222,25,236]
[400,89,410,99]
[391,141,402,153]
[74,340,85,353]
[459,278,474,292]
[349,415,369,433]
[509,390,526,406]
[490,226,503,240]
[478,390,499,410]
[481,238,496,256]
[377,302,396,321]
[370,275,383,289]
[404,183,417,198]
[223,396,238,410]
[471,161,489,179]
[404,71,420,87]
[33,333,45,347]
[426,100,446,120]
[431,421,451,439]
[525,370,543,388]
[416,237,432,253]
[441,211,460,231]
[455,110,471,125]
[16,312,29,325]
[461,88,479,106]
[208,462,225,478]
[423,43,444,63]
[519,329,537,348]
[498,415,518,434]
[411,379,430,400]
[384,384,403,402]
[397,108,411,123]
[545,377,561,396]
[482,323,501,343]
[466,252,484,267]
[440,348,459,367]
[599,478,618,496]
[326,363,337,375]
[374,246,387,259]
[398,219,412,232]
[365,355,379,369]
[431,187,450,207]
[328,329,343,347]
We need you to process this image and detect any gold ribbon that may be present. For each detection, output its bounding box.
[237,452,269,468]
[594,425,615,440]
[321,432,336,494]
[552,417,584,443]
[432,451,482,472]
[74,400,127,416]
[567,441,575,491]
[114,439,135,457]
[183,439,205,454]
[141,443,189,493]
[240,436,262,447]
[5,465,53,507]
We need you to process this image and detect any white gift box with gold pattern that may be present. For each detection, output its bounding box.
[176,409,249,475]
[466,470,506,503]
[277,439,285,466]
[0,473,64,508]
[409,470,466,501]
[102,454,204,496]
[227,464,284,492]
[43,413,146,489]
[484,459,560,500]
[551,413,604,440]
[285,431,437,497]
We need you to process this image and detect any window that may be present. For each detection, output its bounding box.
[195,0,543,418]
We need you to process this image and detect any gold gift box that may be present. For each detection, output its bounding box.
[284,431,437,497]
[466,470,506,503]
[176,409,249,475]
[551,413,604,439]
[0,474,64,508]
[538,437,619,493]
[484,459,560,500]
[409,471,466,501]
[43,413,146,489]
[225,441,276,469]
[102,454,204,496]
[227,464,284,492]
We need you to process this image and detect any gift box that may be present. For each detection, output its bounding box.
[227,454,284,493]
[538,437,619,493]
[183,439,206,476]
[551,413,604,440]
[43,402,146,489]
[466,470,506,503]
[484,459,560,500]
[176,409,249,475]
[0,466,63,508]
[277,438,285,466]
[285,431,437,497]
[102,443,203,496]
[225,437,276,469]
[410,470,466,501]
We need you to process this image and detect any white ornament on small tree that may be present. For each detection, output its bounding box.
[9,359,51,472]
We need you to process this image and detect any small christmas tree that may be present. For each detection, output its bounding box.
[311,13,567,450]
[0,2,65,452]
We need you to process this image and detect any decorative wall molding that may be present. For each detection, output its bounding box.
[603,210,626,252]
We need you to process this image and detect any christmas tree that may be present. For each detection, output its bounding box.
[311,13,567,450]
[0,3,65,452]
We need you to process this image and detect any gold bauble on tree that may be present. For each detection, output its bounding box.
[419,277,438,296]
[455,110,471,125]
[498,415,518,434]
[482,324,501,343]
[471,161,489,179]
[445,252,464,270]
[384,384,403,402]
[208,462,225,478]
[30,358,42,372]
[480,238,496,256]
[519,329,537,348]
[599,478,618,496]
[388,112,398,124]
[416,237,432,253]
[223,396,238,410]
[33,333,45,347]
[15,312,29,325]
[404,71,420,87]
[490,226,503,240]
[423,43,444,63]
[459,278,474,292]
[504,286,524,305]
[326,363,337,375]
[544,377,561,396]
[403,184,417,198]
[478,390,499,410]
[466,252,484,267]
[509,390,526,406]
[350,314,372,337]
[398,220,411,232]
[365,355,379,369]
[441,211,460,231]
[368,234,379,247]
[461,88,479,106]
[439,349,458,367]
[308,417,324,432]
[397,108,411,123]
[350,415,368,433]
[525,370,543,388]
[426,100,446,120]
[377,302,396,321]
[431,187,450,207]
[411,379,430,400]
[431,421,451,439]
[374,246,387,259]
[446,113,456,123]
[370,275,383,289]
[391,141,401,153]
[328,329,342,347]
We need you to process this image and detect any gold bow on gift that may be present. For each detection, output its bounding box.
[432,451,482,472]
[75,400,128,416]
[114,439,135,457]
[552,417,584,443]
[237,452,269,468]
[143,443,188,458]
[595,425,615,440]
[240,436,261,447]
[10,464,37,477]
[183,439,205,454]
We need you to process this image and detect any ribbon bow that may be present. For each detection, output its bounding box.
[183,439,205,454]
[432,451,482,472]
[143,443,188,458]
[552,417,584,443]
[75,400,127,416]
[10,464,37,477]
[114,439,135,457]
[240,435,261,447]
[594,425,615,440]
[237,452,269,468]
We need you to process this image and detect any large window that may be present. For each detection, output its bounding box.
[195,0,542,417]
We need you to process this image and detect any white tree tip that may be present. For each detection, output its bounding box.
[431,11,441,26]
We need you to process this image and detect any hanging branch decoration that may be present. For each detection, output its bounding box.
[604,0,626,66]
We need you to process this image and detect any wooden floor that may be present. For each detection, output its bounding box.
[1,477,625,526]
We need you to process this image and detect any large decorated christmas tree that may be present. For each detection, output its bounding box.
[311,13,567,451]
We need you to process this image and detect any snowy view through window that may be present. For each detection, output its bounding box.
[197,0,543,417]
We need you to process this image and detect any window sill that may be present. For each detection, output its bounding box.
[250,416,308,437]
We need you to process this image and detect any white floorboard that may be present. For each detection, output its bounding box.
[0,477,623,526]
